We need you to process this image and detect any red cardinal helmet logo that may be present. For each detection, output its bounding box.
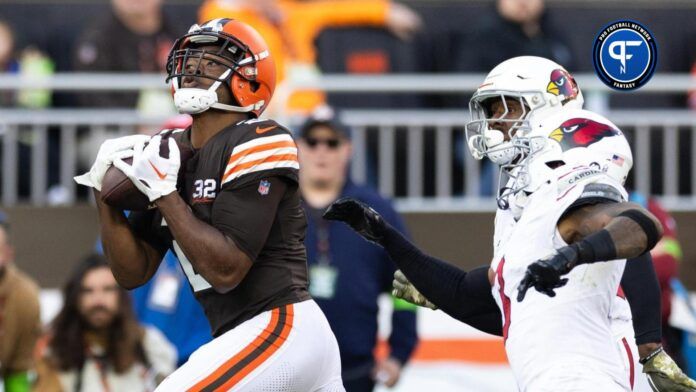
[546,69,579,104]
[549,118,621,150]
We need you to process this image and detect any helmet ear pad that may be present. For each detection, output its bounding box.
[229,58,276,117]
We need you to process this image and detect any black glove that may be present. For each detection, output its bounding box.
[322,197,386,245]
[516,246,578,302]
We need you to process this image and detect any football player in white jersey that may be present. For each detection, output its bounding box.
[324,57,696,391]
[486,107,642,391]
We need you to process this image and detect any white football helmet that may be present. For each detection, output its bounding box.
[466,56,583,166]
[501,109,632,210]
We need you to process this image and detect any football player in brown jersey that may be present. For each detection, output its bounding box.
[77,18,345,391]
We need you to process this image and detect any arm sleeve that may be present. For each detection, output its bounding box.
[212,176,288,261]
[381,222,503,336]
[621,252,663,345]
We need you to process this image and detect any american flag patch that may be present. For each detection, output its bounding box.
[258,180,271,195]
[612,154,625,166]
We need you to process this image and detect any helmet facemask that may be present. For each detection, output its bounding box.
[494,134,550,210]
[466,91,547,166]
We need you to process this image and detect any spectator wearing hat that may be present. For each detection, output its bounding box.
[0,211,41,392]
[297,107,418,391]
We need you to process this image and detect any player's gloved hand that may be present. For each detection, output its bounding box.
[112,135,180,202]
[517,246,577,302]
[323,198,386,245]
[74,134,150,191]
[641,346,696,392]
[392,270,437,310]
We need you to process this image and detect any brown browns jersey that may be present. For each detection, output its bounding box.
[129,119,310,336]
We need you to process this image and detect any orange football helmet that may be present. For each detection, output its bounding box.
[166,18,276,117]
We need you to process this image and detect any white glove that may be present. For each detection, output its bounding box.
[74,134,150,191]
[112,135,180,202]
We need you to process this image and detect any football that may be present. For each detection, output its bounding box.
[100,135,194,211]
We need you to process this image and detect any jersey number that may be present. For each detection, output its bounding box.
[193,179,216,199]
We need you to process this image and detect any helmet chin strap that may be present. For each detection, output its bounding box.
[172,68,264,115]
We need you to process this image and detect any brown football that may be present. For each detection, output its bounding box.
[101,136,194,211]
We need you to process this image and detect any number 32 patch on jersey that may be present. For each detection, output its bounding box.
[258,179,271,195]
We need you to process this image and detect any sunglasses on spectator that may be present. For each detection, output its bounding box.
[304,137,342,149]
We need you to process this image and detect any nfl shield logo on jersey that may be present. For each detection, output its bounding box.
[258,180,271,195]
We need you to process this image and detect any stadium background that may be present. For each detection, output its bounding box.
[1,0,696,390]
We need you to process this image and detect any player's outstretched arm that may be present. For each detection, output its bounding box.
[517,202,663,301]
[324,198,502,335]
[94,191,165,289]
[392,269,503,336]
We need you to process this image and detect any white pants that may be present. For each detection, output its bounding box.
[612,318,652,392]
[156,299,344,392]
[524,364,630,392]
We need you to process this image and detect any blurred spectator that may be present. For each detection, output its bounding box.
[688,30,696,110]
[0,211,41,392]
[0,20,56,202]
[131,252,212,367]
[0,20,53,108]
[71,0,178,191]
[690,62,696,109]
[33,254,176,392]
[0,20,55,202]
[630,193,687,369]
[453,0,573,73]
[0,20,19,106]
[297,106,418,391]
[72,0,177,112]
[199,0,422,115]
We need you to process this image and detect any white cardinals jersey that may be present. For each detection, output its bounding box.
[490,166,631,391]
